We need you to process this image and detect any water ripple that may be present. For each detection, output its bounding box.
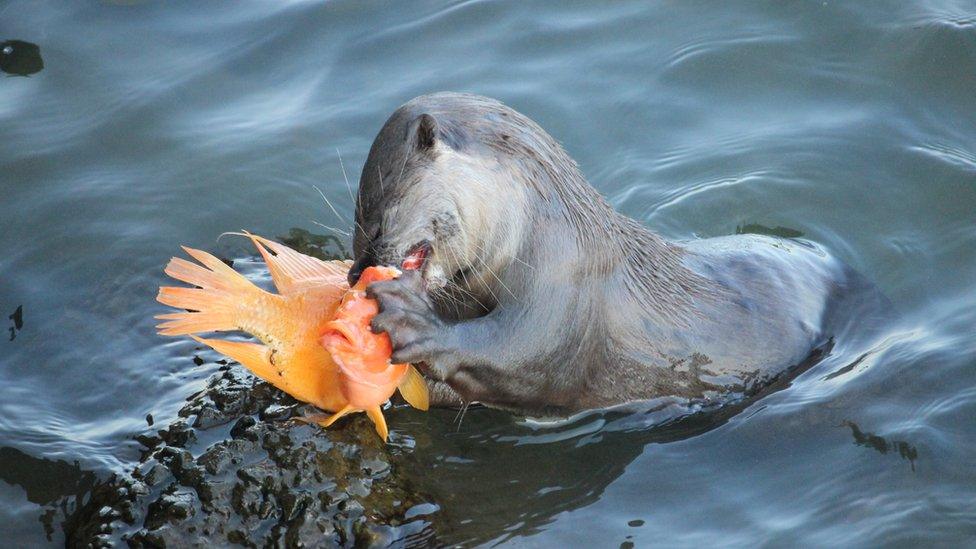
[909,142,976,172]
[1,0,975,545]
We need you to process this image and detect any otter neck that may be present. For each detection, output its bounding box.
[544,175,719,324]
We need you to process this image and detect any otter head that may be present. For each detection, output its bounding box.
[348,104,525,311]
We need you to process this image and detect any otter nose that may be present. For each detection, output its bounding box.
[347,253,376,287]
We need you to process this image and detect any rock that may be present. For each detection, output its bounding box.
[64,368,438,546]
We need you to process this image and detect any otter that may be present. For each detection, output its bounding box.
[348,92,878,415]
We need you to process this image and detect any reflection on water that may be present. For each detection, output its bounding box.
[402,345,833,545]
[0,447,95,507]
[1,0,975,545]
[0,40,43,76]
[0,447,96,541]
[405,408,716,544]
[7,305,23,341]
[734,223,804,239]
[278,227,349,261]
[843,420,918,472]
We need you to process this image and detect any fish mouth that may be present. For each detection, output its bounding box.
[320,322,354,369]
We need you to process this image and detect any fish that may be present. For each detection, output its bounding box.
[155,232,428,440]
[317,265,429,441]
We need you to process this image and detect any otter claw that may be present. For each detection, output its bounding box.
[390,343,431,366]
[410,359,456,383]
[366,271,426,309]
[367,273,446,367]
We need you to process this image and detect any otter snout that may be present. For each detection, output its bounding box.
[347,253,376,286]
[348,237,402,286]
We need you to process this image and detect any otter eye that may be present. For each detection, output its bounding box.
[431,212,459,238]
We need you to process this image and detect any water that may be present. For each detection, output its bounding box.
[2,0,975,545]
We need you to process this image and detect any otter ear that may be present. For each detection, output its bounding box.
[410,113,438,153]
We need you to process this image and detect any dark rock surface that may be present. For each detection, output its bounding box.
[65,367,438,547]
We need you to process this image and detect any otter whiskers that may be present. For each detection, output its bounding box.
[467,240,519,303]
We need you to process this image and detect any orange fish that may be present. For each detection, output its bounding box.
[155,232,428,440]
[317,265,428,441]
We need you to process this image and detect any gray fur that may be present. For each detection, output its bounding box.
[352,92,877,416]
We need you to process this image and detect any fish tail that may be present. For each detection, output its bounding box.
[365,406,389,441]
[156,246,271,336]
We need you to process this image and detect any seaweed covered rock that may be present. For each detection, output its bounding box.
[66,366,438,547]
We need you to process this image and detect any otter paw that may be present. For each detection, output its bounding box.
[367,270,447,365]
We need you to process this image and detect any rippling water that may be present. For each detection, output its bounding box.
[2,1,974,545]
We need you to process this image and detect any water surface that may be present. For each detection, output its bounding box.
[1,0,975,545]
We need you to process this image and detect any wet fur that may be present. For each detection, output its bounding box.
[352,92,880,416]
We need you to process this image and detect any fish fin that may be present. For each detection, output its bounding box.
[189,336,284,389]
[164,256,243,293]
[366,406,389,441]
[317,405,356,428]
[157,246,270,336]
[398,365,430,411]
[179,246,253,288]
[228,232,351,295]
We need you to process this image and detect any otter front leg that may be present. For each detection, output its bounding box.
[366,270,463,381]
[367,271,575,410]
[367,272,498,402]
